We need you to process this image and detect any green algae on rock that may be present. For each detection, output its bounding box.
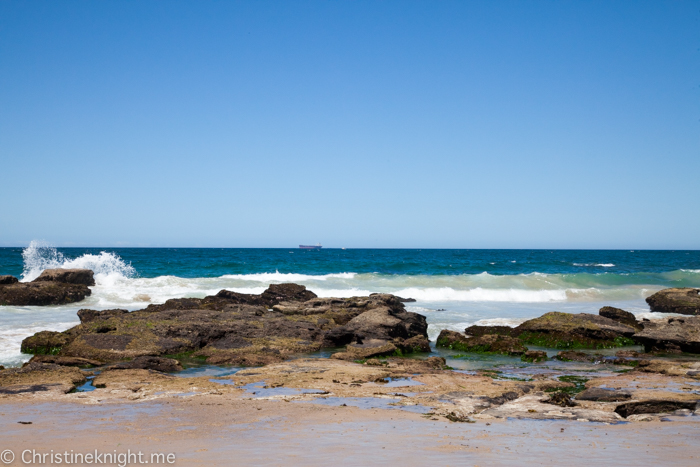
[436,330,527,356]
[512,312,637,349]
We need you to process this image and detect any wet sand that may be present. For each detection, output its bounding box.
[1,396,699,466]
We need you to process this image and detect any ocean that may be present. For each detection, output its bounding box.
[1,241,699,367]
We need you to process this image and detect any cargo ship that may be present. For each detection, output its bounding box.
[299,243,322,250]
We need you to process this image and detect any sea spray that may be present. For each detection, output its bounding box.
[21,241,136,283]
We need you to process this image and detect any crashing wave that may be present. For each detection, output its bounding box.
[21,241,135,284]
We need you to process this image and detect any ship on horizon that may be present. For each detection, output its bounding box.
[299,243,322,250]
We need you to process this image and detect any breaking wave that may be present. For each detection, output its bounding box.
[13,243,700,308]
[21,241,135,284]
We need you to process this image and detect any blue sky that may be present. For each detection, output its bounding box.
[1,0,698,249]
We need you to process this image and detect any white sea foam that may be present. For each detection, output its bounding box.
[221,271,356,282]
[391,287,568,302]
[21,241,135,283]
[56,270,668,309]
[573,263,615,267]
[471,317,527,327]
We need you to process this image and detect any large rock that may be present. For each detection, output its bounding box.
[646,288,700,316]
[599,306,642,330]
[34,268,95,286]
[512,312,637,349]
[0,269,94,306]
[259,283,317,304]
[21,285,429,366]
[0,281,92,306]
[21,331,73,355]
[615,400,698,418]
[631,316,700,354]
[436,330,527,356]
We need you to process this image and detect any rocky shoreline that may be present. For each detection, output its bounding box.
[0,281,698,424]
[0,269,94,306]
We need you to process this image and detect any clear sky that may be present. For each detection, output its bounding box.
[0,0,698,249]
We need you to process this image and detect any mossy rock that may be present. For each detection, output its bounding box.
[21,331,72,355]
[513,312,637,349]
[436,330,527,356]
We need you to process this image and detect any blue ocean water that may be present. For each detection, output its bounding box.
[2,245,700,279]
[0,242,698,367]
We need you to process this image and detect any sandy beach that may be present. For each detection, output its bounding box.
[2,395,699,466]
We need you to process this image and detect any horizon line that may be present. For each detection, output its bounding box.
[0,245,699,252]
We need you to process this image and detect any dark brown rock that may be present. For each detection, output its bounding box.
[33,268,95,286]
[599,306,642,330]
[576,387,631,402]
[646,288,700,316]
[261,283,317,304]
[80,334,134,350]
[631,316,700,354]
[615,400,698,418]
[77,308,130,324]
[0,275,18,285]
[0,281,91,306]
[22,286,428,367]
